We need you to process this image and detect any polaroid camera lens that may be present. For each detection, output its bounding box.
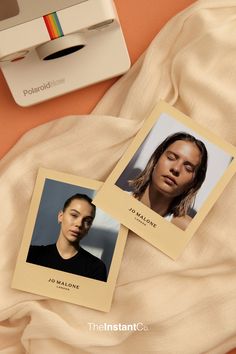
[36,33,86,61]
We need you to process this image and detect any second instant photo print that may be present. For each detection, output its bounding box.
[12,168,128,312]
[93,101,236,259]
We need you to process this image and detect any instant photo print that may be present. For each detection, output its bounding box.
[93,101,236,259]
[12,168,128,312]
[0,0,130,106]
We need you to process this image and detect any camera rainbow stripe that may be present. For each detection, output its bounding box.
[43,12,64,40]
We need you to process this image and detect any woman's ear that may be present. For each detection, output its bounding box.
[152,162,158,176]
[58,210,63,224]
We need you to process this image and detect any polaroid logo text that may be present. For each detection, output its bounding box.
[23,79,65,96]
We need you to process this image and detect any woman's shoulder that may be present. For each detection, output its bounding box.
[28,244,56,257]
[171,215,192,231]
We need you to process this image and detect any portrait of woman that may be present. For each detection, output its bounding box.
[27,193,107,281]
[128,132,208,230]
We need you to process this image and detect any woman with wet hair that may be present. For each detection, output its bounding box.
[129,132,208,230]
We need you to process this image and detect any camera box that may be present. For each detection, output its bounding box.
[0,0,130,106]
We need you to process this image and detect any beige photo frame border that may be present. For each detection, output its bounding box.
[11,168,128,312]
[93,101,236,259]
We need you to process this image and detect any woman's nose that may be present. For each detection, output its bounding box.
[74,218,83,228]
[170,162,181,176]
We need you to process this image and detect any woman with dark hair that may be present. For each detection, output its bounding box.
[27,193,107,281]
[129,132,208,230]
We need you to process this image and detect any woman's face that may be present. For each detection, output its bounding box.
[58,198,94,244]
[151,140,202,198]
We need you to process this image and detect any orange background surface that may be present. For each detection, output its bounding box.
[0,0,196,159]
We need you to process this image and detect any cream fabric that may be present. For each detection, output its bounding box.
[1,1,236,353]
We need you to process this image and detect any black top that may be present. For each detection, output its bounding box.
[27,244,107,282]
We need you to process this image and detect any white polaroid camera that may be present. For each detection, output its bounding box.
[0,0,130,106]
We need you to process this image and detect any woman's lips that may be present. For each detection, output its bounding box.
[69,230,80,237]
[162,175,177,186]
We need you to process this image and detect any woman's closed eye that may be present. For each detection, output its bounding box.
[184,164,195,173]
[166,153,176,161]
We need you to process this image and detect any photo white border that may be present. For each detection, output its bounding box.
[93,101,236,259]
[11,168,128,312]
